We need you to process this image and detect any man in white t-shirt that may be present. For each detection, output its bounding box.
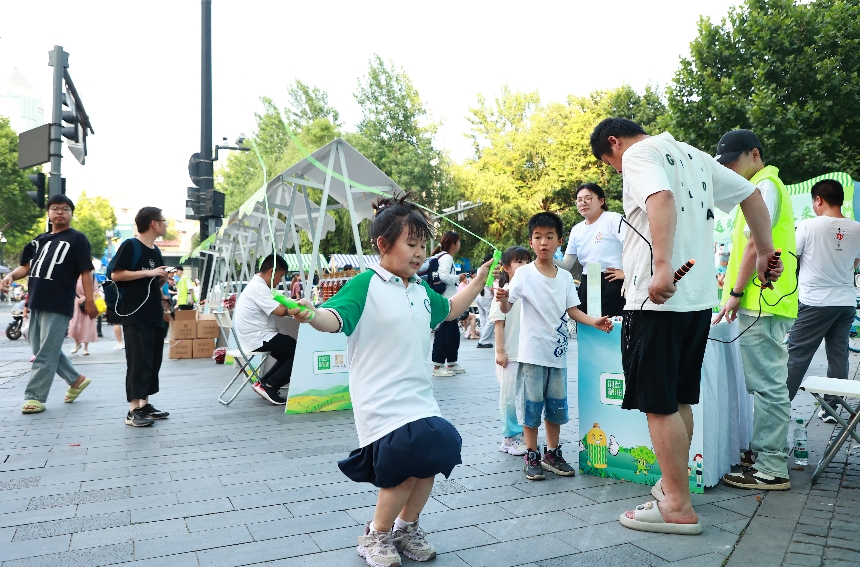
[787,179,860,420]
[590,118,782,536]
[234,254,295,405]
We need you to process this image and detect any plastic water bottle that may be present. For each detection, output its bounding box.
[793,419,809,465]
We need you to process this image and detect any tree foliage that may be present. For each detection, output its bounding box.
[667,0,860,183]
[73,191,117,259]
[0,116,46,263]
[454,84,667,253]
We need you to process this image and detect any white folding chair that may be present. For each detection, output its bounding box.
[799,376,860,482]
[214,311,270,406]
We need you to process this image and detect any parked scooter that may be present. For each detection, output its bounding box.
[6,295,26,340]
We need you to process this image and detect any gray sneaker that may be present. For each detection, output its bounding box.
[357,523,401,567]
[523,449,545,480]
[393,519,436,562]
[541,445,576,476]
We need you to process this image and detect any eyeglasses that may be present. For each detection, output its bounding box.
[49,207,72,213]
[155,219,168,224]
[575,196,594,205]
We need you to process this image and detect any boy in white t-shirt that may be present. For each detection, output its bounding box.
[787,179,860,416]
[497,212,613,481]
[590,117,781,536]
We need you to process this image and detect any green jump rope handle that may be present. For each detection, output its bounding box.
[272,290,314,320]
[485,249,503,287]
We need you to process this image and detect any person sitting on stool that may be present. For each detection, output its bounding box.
[233,254,296,405]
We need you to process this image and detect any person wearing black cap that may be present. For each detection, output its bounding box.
[713,129,797,492]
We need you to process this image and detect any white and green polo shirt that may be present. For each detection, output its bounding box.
[321,264,451,447]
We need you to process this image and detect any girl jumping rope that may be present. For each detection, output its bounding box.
[489,246,532,456]
[290,194,494,567]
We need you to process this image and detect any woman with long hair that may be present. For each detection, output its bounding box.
[430,231,463,376]
[556,183,626,317]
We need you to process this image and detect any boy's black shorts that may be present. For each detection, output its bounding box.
[621,308,711,415]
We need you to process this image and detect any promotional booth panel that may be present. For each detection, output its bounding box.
[577,324,706,493]
[285,326,351,414]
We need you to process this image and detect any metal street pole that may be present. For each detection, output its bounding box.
[198,0,215,300]
[47,46,68,197]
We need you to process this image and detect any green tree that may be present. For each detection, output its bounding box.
[667,0,860,183]
[352,55,445,208]
[0,116,46,263]
[73,191,117,259]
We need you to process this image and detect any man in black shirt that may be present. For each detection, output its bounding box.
[1,195,97,414]
[111,207,171,427]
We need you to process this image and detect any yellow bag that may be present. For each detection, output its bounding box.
[94,295,107,315]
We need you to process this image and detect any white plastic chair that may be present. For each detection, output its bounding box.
[799,376,860,482]
[214,311,270,406]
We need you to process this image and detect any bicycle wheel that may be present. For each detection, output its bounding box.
[849,315,860,353]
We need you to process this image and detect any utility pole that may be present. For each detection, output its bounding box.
[47,46,67,198]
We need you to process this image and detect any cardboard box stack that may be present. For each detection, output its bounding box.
[168,310,220,360]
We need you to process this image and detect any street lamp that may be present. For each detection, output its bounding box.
[0,232,7,267]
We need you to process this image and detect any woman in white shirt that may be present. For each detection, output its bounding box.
[430,231,464,376]
[557,183,626,316]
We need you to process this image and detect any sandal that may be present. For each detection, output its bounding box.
[651,478,665,502]
[619,500,702,535]
[22,400,46,414]
[64,378,91,403]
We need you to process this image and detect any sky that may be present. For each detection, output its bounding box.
[1,0,742,220]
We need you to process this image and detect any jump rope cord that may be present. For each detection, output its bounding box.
[618,216,799,344]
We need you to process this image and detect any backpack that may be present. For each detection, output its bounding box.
[103,238,142,315]
[420,253,448,294]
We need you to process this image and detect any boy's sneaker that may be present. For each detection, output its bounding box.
[523,449,545,480]
[446,363,466,374]
[432,366,454,377]
[392,519,436,562]
[140,404,169,419]
[499,435,528,456]
[740,449,756,468]
[541,445,576,476]
[722,467,790,490]
[357,522,401,567]
[125,408,154,427]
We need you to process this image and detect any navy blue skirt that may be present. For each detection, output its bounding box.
[338,416,462,488]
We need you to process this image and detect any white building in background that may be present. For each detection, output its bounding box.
[0,68,44,133]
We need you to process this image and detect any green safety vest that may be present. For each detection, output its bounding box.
[722,165,798,318]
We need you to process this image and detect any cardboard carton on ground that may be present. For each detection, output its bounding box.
[175,309,198,321]
[171,320,197,340]
[196,314,219,339]
[193,338,215,359]
[169,340,193,359]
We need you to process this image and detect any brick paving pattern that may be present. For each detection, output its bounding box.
[0,302,858,567]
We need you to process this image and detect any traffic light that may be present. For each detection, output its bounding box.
[62,91,87,165]
[185,186,203,220]
[204,189,225,217]
[26,173,46,209]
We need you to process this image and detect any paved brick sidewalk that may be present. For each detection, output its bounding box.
[0,304,856,567]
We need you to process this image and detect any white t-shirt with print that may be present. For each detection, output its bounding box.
[621,132,756,311]
[233,274,281,352]
[489,285,522,362]
[796,215,860,307]
[507,262,580,368]
[565,211,626,275]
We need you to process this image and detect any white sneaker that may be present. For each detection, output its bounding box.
[447,363,466,374]
[499,436,528,456]
[818,409,837,424]
[70,344,81,354]
[113,343,125,350]
[432,366,454,377]
[82,347,89,356]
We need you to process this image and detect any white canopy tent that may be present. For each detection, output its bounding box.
[200,138,400,304]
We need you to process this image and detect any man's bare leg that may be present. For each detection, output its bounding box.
[625,411,698,524]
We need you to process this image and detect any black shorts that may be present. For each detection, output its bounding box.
[105,309,121,325]
[621,309,711,414]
